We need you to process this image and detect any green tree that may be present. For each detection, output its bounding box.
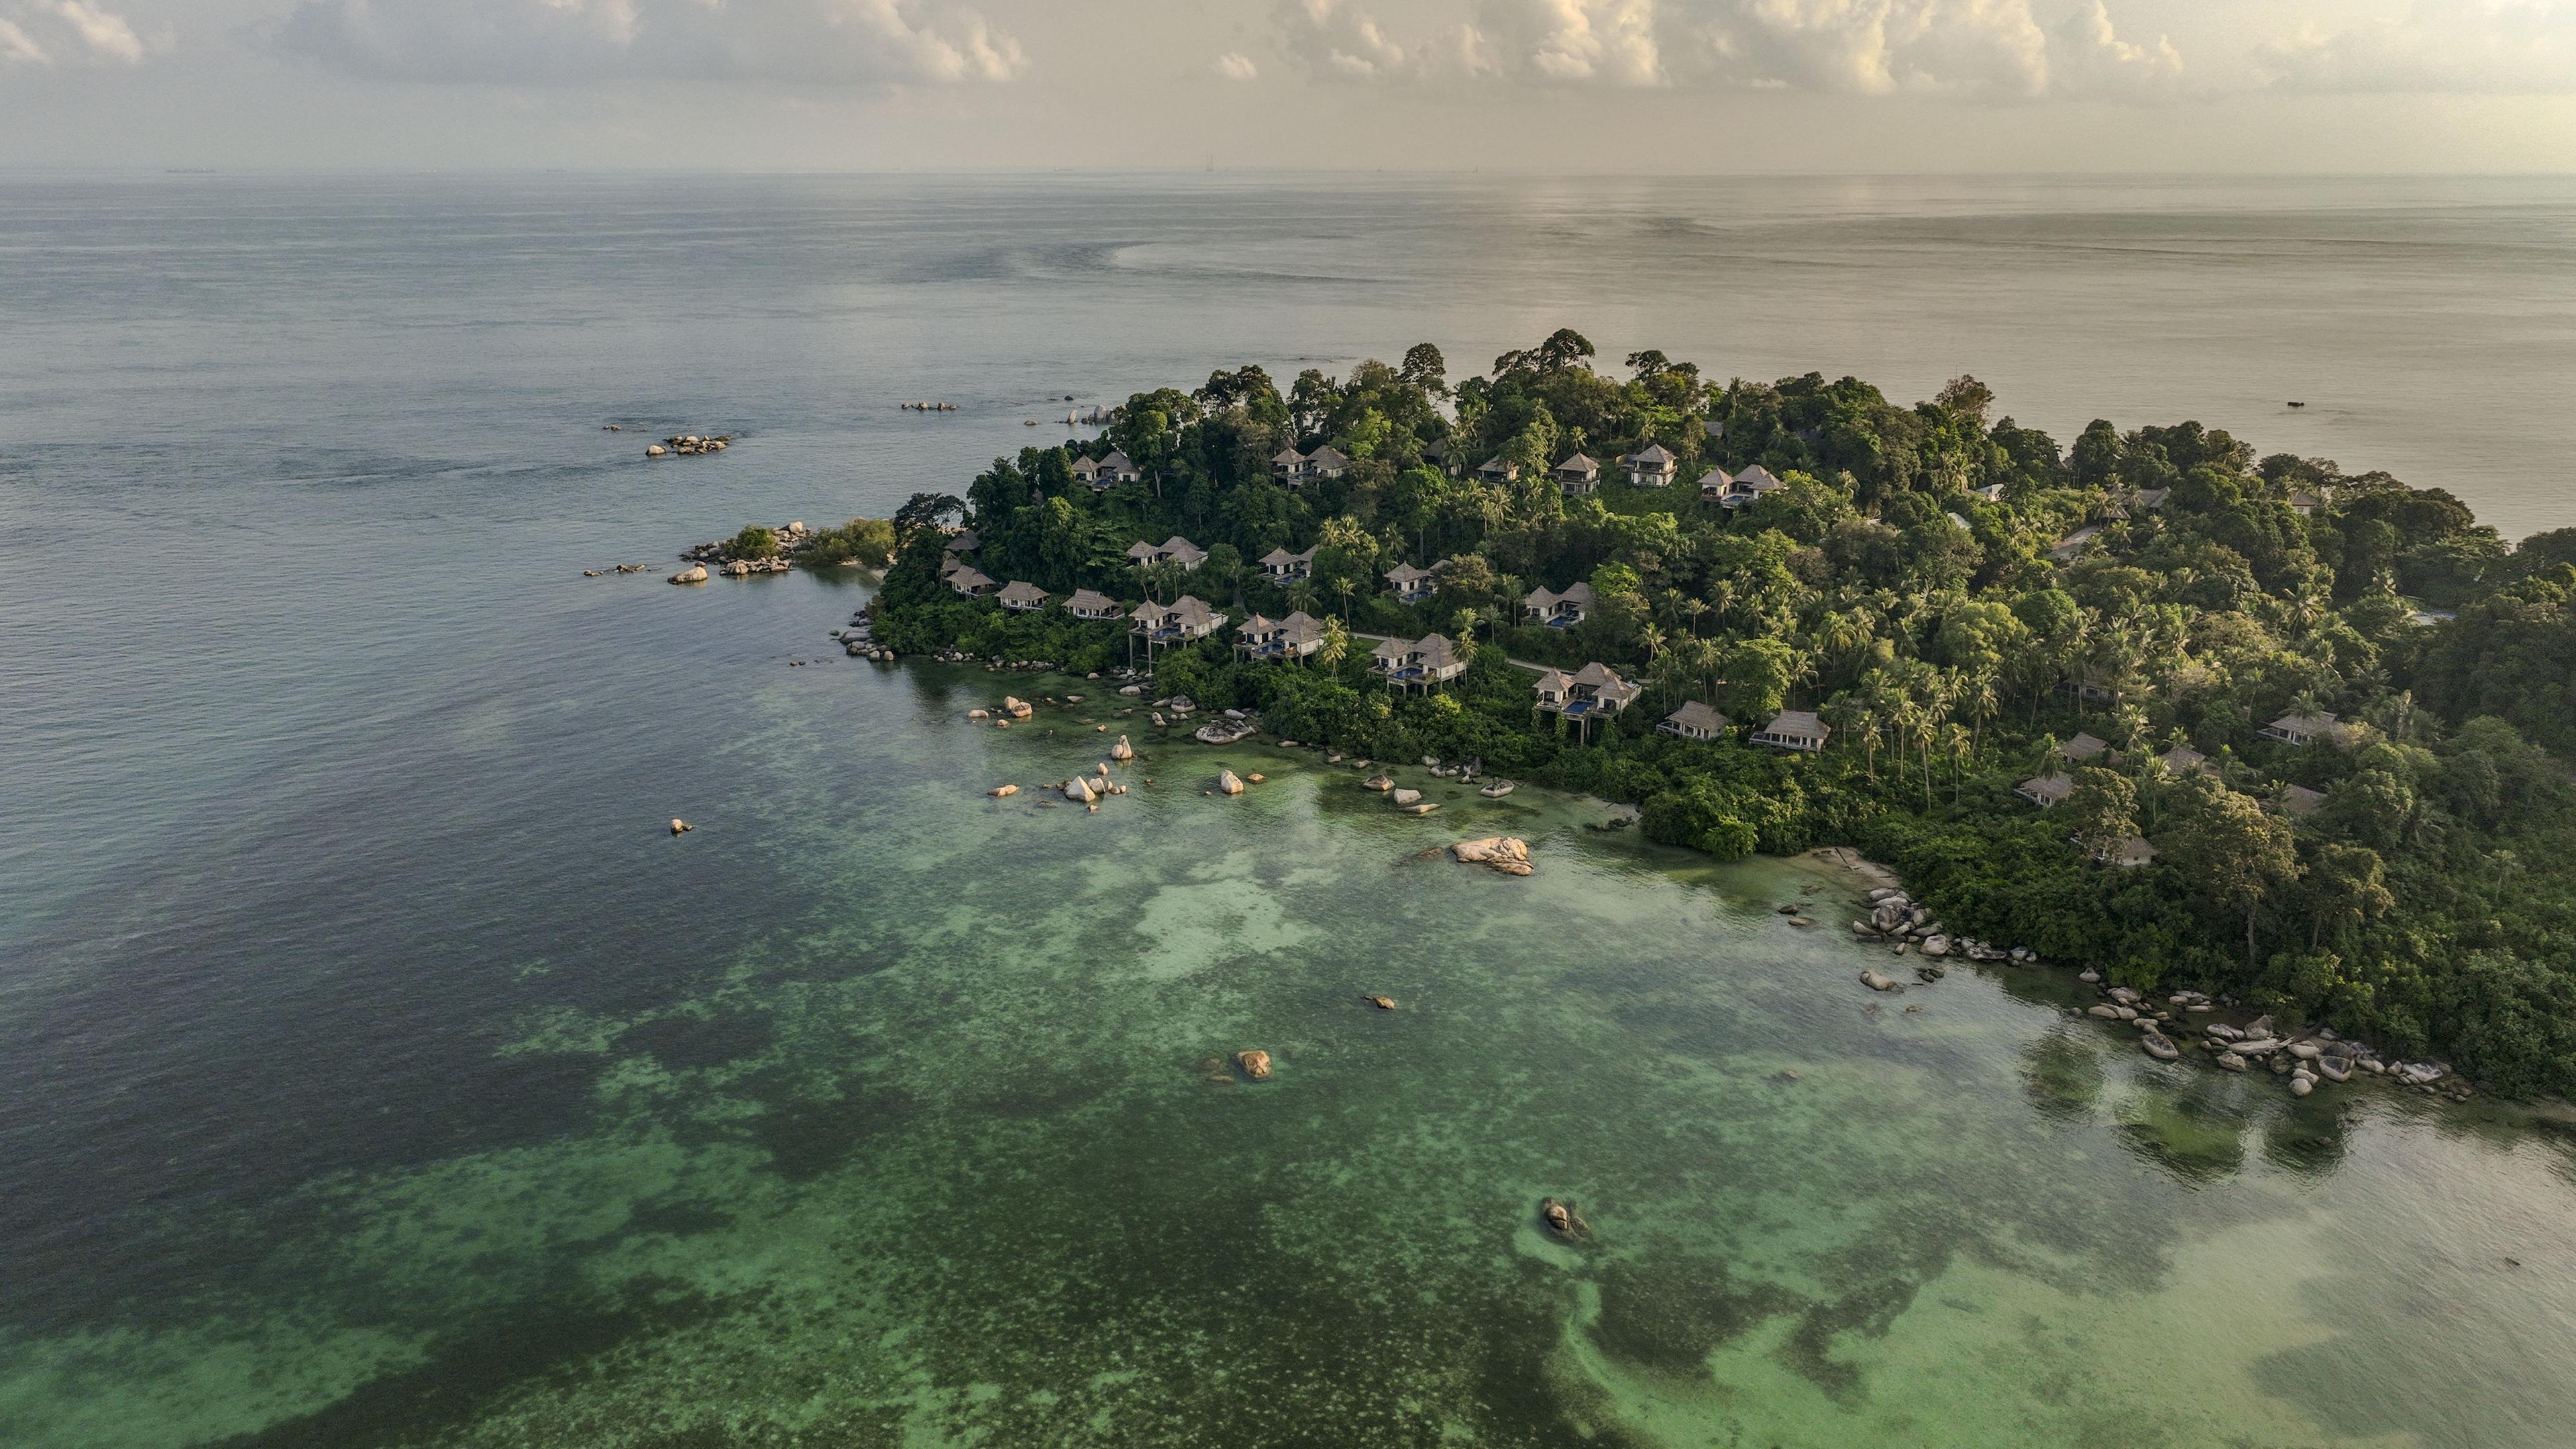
[2161,776,2304,971]
[2063,767,2139,863]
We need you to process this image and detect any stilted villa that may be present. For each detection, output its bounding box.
[1553,453,1601,494]
[1659,701,1731,741]
[1236,611,1327,662]
[1533,663,1641,739]
[1619,445,1679,488]
[1130,596,1227,653]
[1065,588,1124,621]
[1370,634,1466,691]
[1523,582,1596,628]
[1750,710,1831,752]
[1126,536,1207,571]
[996,580,1051,612]
[1303,445,1350,480]
[1258,545,1317,583]
[1384,562,1438,604]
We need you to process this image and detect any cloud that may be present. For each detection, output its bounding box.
[2259,1,2576,95]
[1276,0,2183,98]
[1214,49,1259,79]
[0,0,149,64]
[272,0,1029,85]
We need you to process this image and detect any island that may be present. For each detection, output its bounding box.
[841,330,2576,1101]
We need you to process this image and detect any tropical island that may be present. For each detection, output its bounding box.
[838,329,2576,1099]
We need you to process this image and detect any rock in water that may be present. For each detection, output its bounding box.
[1860,970,1898,991]
[1391,788,1422,806]
[2142,1034,2180,1061]
[1362,775,1395,792]
[2087,1005,2121,1019]
[1216,769,1246,796]
[1236,1049,1272,1080]
[1362,994,1395,1010]
[1003,696,1034,720]
[989,784,1018,798]
[1111,735,1134,761]
[1064,777,1096,803]
[1451,837,1531,867]
[668,818,691,835]
[2290,1076,2314,1097]
[2216,1051,2248,1072]
[669,564,708,584]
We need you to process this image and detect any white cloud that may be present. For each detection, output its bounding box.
[1275,0,2184,98]
[51,0,143,61]
[2259,1,2576,95]
[272,0,1029,85]
[0,16,48,63]
[0,0,149,64]
[1214,48,1259,79]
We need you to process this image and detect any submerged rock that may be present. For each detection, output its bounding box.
[1362,994,1395,1010]
[668,818,692,835]
[1860,970,1900,992]
[989,784,1018,798]
[2142,1034,2182,1061]
[1236,1049,1272,1080]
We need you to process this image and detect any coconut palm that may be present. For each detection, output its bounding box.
[1317,619,1350,672]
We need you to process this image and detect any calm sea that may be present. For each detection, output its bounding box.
[5,173,2576,1448]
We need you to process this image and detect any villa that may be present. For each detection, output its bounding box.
[1970,482,2006,503]
[1370,633,1466,691]
[2103,836,2157,868]
[1553,453,1601,494]
[1236,611,1327,662]
[1072,449,1141,490]
[2048,525,2102,563]
[1712,465,1786,509]
[1258,545,1317,583]
[1271,447,1305,481]
[2017,773,2077,807]
[1750,710,1831,752]
[943,529,979,557]
[996,580,1051,612]
[2290,489,2324,517]
[1659,701,1730,741]
[1303,445,1350,480]
[1619,444,1679,488]
[2276,784,2329,818]
[1523,581,1596,628]
[1385,562,1438,604]
[2259,712,2337,746]
[1065,588,1124,621]
[1533,663,1642,724]
[2159,743,2209,775]
[947,565,996,599]
[2061,732,2110,763]
[1126,535,1208,571]
[1476,455,1520,484]
[1131,595,1227,646]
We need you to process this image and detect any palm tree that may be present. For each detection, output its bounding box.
[1682,596,1709,639]
[1332,576,1358,624]
[1639,621,1668,664]
[1317,619,1350,673]
[1454,606,1481,655]
[1942,722,1974,803]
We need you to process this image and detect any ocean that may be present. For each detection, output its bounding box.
[4,172,2575,1447]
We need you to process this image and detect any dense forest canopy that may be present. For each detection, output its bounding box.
[867,331,2576,1097]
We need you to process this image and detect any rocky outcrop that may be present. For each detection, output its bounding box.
[669,818,692,835]
[2142,1033,2181,1061]
[1362,775,1395,792]
[668,564,708,584]
[1362,994,1395,1010]
[1860,969,1899,991]
[1002,696,1034,720]
[989,784,1018,798]
[1065,777,1096,804]
[1216,769,1246,796]
[1391,788,1422,806]
[1451,837,1532,875]
[1236,1050,1272,1080]
[1111,735,1134,761]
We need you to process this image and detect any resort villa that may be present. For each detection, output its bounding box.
[1532,663,1642,733]
[2159,743,2210,775]
[1709,465,1786,509]
[947,565,996,599]
[1258,545,1317,583]
[1659,701,1731,741]
[1370,634,1466,691]
[2061,732,2110,763]
[943,529,979,557]
[1131,596,1227,649]
[1269,446,1350,486]
[1750,710,1831,752]
[1236,612,1327,662]
[2017,773,2078,807]
[1476,456,1520,484]
[2276,784,2329,817]
[1553,453,1601,494]
[2259,712,2337,746]
[1619,444,1680,488]
[1126,536,1208,571]
[1523,582,1597,628]
[996,580,1051,612]
[1385,562,1438,604]
[1064,588,1124,621]
[1073,449,1141,489]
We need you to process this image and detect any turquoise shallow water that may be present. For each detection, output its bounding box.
[6,172,2576,1446]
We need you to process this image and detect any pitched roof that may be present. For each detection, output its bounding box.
[1533,668,1572,693]
[1622,443,1678,467]
[1065,588,1119,614]
[1385,562,1434,585]
[1278,611,1325,644]
[2159,744,2208,773]
[1554,453,1599,474]
[1570,661,1627,689]
[943,529,979,552]
[1126,539,1160,561]
[2018,773,2076,804]
[2277,784,2328,817]
[996,580,1050,606]
[1760,709,1829,739]
[1272,447,1305,465]
[1165,595,1219,629]
[1160,536,1208,564]
[1557,581,1597,608]
[2062,733,2110,761]
[1734,464,1784,490]
[1305,445,1350,468]
[948,566,996,590]
[1129,599,1170,623]
[2268,712,2337,736]
[1664,701,1729,733]
[1096,449,1134,470]
[1259,546,1301,566]
[1413,633,1462,670]
[1371,636,1410,660]
[1477,455,1516,475]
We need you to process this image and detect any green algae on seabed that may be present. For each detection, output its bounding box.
[8,667,2576,1448]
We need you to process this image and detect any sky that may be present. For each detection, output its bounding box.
[3,1,2576,171]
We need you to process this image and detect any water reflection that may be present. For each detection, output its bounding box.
[2017,1030,2102,1122]
[2118,1086,2251,1184]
